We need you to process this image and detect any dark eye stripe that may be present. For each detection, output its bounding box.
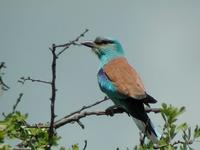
[94,39,114,45]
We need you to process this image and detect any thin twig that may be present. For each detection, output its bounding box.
[0,77,10,90]
[172,140,185,146]
[56,29,89,57]
[18,77,51,85]
[12,93,23,113]
[83,140,87,150]
[77,120,85,129]
[0,62,6,69]
[54,96,109,124]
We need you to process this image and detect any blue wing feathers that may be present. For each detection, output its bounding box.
[97,68,116,95]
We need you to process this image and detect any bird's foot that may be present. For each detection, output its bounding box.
[105,105,125,116]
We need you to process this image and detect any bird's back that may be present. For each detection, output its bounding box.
[103,57,146,99]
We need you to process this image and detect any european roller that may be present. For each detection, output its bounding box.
[82,37,160,143]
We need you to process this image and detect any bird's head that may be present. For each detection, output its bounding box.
[82,37,124,64]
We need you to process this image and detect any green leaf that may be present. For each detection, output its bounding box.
[158,139,168,147]
[161,112,167,122]
[72,144,79,150]
[162,103,167,109]
[170,124,177,139]
[177,123,188,132]
[193,125,200,139]
[60,147,66,150]
[165,145,174,150]
[178,106,186,115]
[0,144,12,150]
[188,127,191,139]
[0,130,5,143]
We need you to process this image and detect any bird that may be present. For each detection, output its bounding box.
[81,37,160,143]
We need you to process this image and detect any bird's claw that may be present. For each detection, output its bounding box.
[105,107,115,116]
[105,106,125,116]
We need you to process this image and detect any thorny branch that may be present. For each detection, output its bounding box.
[54,109,116,129]
[54,104,160,129]
[1,93,23,118]
[83,140,87,150]
[56,28,89,57]
[54,96,109,124]
[0,77,10,91]
[47,44,57,150]
[0,62,6,70]
[12,93,23,113]
[18,76,51,85]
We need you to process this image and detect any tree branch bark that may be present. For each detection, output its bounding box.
[27,97,160,130]
[54,105,160,129]
[47,44,57,150]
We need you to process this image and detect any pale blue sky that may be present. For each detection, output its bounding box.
[1,1,200,149]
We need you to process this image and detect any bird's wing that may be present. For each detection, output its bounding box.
[103,57,146,100]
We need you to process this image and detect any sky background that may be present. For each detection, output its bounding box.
[1,0,200,149]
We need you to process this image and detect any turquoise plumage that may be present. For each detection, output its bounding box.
[82,37,160,143]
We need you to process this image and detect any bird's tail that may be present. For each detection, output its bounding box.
[132,116,161,143]
[123,97,160,143]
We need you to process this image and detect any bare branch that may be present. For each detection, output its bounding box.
[56,29,89,57]
[26,99,160,130]
[54,96,109,124]
[0,62,6,69]
[77,120,85,129]
[47,44,57,150]
[12,93,23,113]
[54,105,160,129]
[83,140,87,150]
[0,77,10,91]
[172,140,186,146]
[54,110,108,129]
[18,76,51,85]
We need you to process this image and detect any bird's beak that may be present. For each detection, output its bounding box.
[81,41,96,48]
